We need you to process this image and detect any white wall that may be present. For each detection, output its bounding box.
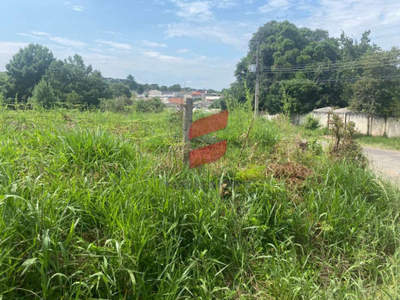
[269,110,400,137]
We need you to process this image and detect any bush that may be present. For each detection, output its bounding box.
[30,79,56,109]
[330,114,366,166]
[303,114,321,130]
[136,97,165,113]
[100,96,133,113]
[209,99,227,110]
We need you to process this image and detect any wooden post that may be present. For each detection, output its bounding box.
[327,112,331,136]
[254,41,260,117]
[183,97,193,164]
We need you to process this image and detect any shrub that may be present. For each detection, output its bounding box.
[136,97,165,113]
[209,99,227,110]
[66,91,83,106]
[330,114,366,166]
[303,114,321,130]
[31,79,56,109]
[100,96,133,113]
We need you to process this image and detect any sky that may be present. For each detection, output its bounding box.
[1,0,400,90]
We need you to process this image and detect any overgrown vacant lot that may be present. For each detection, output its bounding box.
[0,108,400,299]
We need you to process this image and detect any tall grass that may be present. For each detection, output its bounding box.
[356,135,400,151]
[0,108,399,299]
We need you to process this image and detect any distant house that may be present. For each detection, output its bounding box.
[162,91,177,97]
[169,97,185,105]
[205,95,221,102]
[194,101,211,109]
[148,90,163,97]
[192,91,206,101]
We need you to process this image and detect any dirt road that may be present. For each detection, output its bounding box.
[363,147,400,185]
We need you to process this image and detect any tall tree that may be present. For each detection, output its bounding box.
[168,84,181,92]
[350,48,400,117]
[109,83,132,98]
[126,74,137,90]
[44,55,109,106]
[232,21,380,114]
[0,72,14,100]
[6,44,55,101]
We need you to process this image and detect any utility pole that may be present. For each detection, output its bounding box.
[254,41,260,117]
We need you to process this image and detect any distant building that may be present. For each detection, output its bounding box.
[205,95,221,102]
[169,97,185,105]
[148,90,163,97]
[192,91,207,101]
[162,91,177,97]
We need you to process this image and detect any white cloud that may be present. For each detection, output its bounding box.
[165,22,254,48]
[173,0,213,21]
[142,40,168,48]
[48,36,86,47]
[103,31,121,35]
[17,33,43,40]
[142,50,184,62]
[72,5,85,11]
[32,31,51,36]
[0,42,28,71]
[177,48,190,53]
[17,31,86,47]
[300,0,400,49]
[258,0,290,13]
[96,40,132,51]
[166,0,237,22]
[0,41,28,55]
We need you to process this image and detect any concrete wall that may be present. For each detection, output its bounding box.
[313,112,330,128]
[291,113,308,125]
[346,113,370,135]
[387,118,400,138]
[270,110,400,137]
[329,112,400,137]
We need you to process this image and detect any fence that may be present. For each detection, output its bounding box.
[287,107,400,138]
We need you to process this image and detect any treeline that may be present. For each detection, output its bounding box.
[0,44,193,109]
[229,21,400,117]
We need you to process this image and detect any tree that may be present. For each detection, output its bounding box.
[44,55,109,106]
[31,79,56,108]
[168,84,182,92]
[126,75,137,90]
[0,72,14,100]
[109,83,132,98]
[350,49,400,117]
[6,44,55,101]
[136,84,145,95]
[232,21,381,114]
[136,97,165,113]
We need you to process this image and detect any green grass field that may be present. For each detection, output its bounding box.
[0,108,400,299]
[356,135,400,152]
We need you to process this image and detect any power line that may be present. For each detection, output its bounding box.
[259,59,400,74]
[263,74,400,85]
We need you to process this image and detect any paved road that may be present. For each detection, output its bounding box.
[363,146,400,185]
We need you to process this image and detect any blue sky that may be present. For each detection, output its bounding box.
[1,0,400,90]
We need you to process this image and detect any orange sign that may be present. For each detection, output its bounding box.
[189,140,227,168]
[189,110,228,139]
[188,111,228,168]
